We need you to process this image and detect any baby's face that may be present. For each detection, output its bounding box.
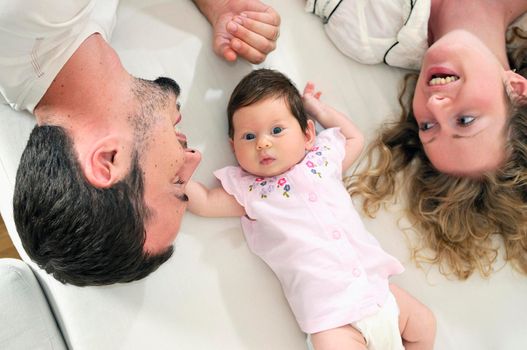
[230,97,314,177]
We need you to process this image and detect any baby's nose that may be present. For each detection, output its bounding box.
[256,137,272,150]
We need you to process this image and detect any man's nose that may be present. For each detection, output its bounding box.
[182,149,201,180]
[256,136,272,150]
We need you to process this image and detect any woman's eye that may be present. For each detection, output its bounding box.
[419,122,436,131]
[457,115,475,127]
[243,133,256,140]
[271,126,283,135]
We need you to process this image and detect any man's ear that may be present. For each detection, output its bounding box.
[503,70,527,106]
[304,120,316,150]
[83,136,130,188]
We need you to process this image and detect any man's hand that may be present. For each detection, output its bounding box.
[194,0,281,64]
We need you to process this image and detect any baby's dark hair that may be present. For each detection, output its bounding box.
[227,69,308,138]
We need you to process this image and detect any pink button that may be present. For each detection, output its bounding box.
[308,192,318,202]
[332,230,341,239]
[352,268,361,277]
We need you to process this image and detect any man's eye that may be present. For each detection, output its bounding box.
[271,126,283,135]
[419,122,436,131]
[243,133,256,140]
[173,176,184,185]
[457,115,475,127]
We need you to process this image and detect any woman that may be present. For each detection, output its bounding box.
[308,0,527,279]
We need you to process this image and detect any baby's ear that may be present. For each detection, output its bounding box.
[304,120,316,150]
[503,70,527,106]
[229,138,235,153]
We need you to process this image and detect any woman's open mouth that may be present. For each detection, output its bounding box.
[426,67,460,86]
[428,74,459,86]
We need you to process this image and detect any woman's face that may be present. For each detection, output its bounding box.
[413,30,509,176]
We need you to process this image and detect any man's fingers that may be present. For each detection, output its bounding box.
[241,8,281,26]
[233,14,278,41]
[227,20,276,55]
[214,34,237,62]
[236,1,277,16]
[230,38,267,64]
[222,47,238,62]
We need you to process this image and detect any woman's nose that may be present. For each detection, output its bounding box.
[426,94,451,119]
[427,94,449,109]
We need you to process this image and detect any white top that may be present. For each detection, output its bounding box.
[215,128,404,334]
[306,0,527,71]
[0,0,119,112]
[305,0,431,70]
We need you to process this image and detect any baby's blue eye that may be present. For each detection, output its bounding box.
[457,115,475,127]
[271,126,283,135]
[243,133,256,140]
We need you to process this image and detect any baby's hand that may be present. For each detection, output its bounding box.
[303,82,363,171]
[302,82,325,122]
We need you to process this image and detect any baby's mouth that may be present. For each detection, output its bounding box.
[260,156,275,165]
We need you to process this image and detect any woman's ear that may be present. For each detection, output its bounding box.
[83,136,130,188]
[503,70,527,106]
[304,120,316,150]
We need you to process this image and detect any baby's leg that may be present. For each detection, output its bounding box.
[310,325,367,350]
[390,284,436,350]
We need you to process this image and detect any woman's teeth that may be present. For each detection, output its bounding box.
[429,75,459,86]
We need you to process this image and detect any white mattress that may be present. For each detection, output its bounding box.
[0,0,526,349]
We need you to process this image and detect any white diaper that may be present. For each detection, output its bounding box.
[351,292,404,350]
[306,292,403,350]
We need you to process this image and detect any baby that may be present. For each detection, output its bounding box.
[187,69,436,349]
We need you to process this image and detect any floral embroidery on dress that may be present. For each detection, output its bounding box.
[304,145,330,178]
[248,176,291,198]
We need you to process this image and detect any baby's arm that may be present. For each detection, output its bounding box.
[302,82,364,171]
[186,180,246,217]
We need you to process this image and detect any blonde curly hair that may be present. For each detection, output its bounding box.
[347,28,527,280]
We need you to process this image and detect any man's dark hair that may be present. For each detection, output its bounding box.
[13,125,172,286]
[227,68,308,138]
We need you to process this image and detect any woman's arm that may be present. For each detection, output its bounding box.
[186,180,246,217]
[302,82,365,171]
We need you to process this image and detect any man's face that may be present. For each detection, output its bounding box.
[132,78,201,253]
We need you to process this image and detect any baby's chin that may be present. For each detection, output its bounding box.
[242,164,292,178]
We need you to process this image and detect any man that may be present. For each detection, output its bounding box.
[0,0,280,286]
